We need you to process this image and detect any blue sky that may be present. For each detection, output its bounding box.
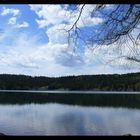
[0,4,139,77]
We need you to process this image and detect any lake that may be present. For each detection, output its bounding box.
[0,91,140,135]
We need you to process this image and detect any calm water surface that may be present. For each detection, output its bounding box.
[0,91,140,135]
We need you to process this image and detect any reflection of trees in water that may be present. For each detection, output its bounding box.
[0,92,140,109]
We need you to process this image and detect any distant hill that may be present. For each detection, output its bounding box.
[0,73,140,91]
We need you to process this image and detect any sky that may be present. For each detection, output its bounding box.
[0,4,139,77]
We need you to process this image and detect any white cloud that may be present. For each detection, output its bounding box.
[17,21,29,28]
[29,4,103,29]
[30,5,73,27]
[1,29,139,77]
[0,29,85,76]
[8,17,17,25]
[1,7,20,16]
[0,6,29,29]
[76,5,103,27]
[36,19,49,28]
[29,4,103,51]
[0,5,139,76]
[46,24,69,44]
[84,39,140,72]
[8,17,29,28]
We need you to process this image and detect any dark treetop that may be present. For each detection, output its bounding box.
[0,72,140,91]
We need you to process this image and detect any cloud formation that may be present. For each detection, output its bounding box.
[1,7,29,28]
[17,21,29,28]
[1,7,20,16]
[30,5,103,28]
[8,17,17,25]
[0,4,139,76]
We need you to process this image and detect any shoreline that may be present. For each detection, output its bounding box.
[0,90,140,94]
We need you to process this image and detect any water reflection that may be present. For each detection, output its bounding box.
[1,92,140,109]
[0,103,140,135]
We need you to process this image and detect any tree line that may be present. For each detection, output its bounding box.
[0,73,140,91]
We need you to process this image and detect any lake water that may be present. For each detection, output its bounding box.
[0,91,140,135]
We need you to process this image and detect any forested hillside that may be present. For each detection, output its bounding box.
[0,73,140,91]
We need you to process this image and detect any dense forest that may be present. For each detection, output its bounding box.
[0,73,140,91]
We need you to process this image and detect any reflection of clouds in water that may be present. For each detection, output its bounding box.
[0,104,140,135]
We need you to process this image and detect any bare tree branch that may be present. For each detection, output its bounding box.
[69,5,140,63]
[67,4,85,32]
